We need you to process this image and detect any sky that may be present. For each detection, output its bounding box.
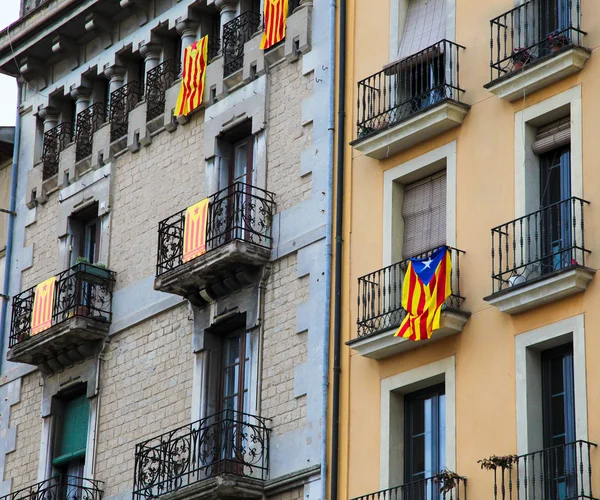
[0,1,20,127]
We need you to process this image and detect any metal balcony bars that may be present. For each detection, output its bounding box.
[489,0,585,82]
[42,122,74,180]
[356,40,465,140]
[223,11,262,77]
[351,473,467,500]
[490,197,589,294]
[146,60,179,122]
[75,103,106,162]
[109,81,142,142]
[0,475,104,500]
[132,409,270,500]
[356,246,465,338]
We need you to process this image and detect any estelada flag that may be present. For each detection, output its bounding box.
[260,0,288,50]
[174,36,209,117]
[394,246,452,341]
[31,276,57,336]
[183,198,210,263]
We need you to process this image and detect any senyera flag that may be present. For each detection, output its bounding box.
[31,276,57,336]
[260,0,289,50]
[394,246,452,341]
[174,36,209,117]
[183,198,210,263]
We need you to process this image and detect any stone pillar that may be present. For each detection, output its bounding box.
[70,87,92,124]
[104,65,127,101]
[38,106,59,133]
[176,21,200,68]
[140,43,161,77]
[215,0,238,39]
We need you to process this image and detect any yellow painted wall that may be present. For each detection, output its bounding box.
[336,1,600,500]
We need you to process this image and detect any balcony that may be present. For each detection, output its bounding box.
[110,80,142,143]
[485,0,589,101]
[154,183,275,303]
[146,59,180,123]
[484,197,595,314]
[480,441,596,500]
[223,11,262,78]
[42,122,73,181]
[7,263,116,374]
[0,475,104,500]
[347,247,468,359]
[351,473,467,500]
[133,410,269,500]
[350,40,468,159]
[76,102,107,163]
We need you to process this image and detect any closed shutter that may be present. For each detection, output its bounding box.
[52,394,89,467]
[402,171,446,260]
[532,117,571,155]
[397,0,447,60]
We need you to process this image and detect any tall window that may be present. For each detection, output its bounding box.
[69,203,101,265]
[404,384,446,485]
[220,330,251,414]
[539,0,571,40]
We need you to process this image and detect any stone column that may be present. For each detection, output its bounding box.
[70,87,92,124]
[38,106,59,133]
[215,0,238,39]
[140,43,161,77]
[176,20,200,68]
[104,65,127,101]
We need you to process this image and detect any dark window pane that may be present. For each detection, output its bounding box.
[412,399,425,435]
[550,357,564,394]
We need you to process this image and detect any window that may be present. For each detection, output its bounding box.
[539,0,571,40]
[69,203,101,265]
[396,0,447,61]
[402,171,446,259]
[220,330,251,414]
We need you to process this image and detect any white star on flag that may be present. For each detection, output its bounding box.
[421,257,434,269]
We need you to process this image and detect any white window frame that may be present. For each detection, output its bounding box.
[380,356,456,490]
[383,141,457,267]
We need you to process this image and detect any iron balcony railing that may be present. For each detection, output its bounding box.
[9,263,116,348]
[490,197,589,294]
[208,36,221,63]
[223,11,262,77]
[41,122,73,180]
[356,246,464,338]
[489,0,585,83]
[351,473,467,500]
[355,39,465,141]
[109,81,142,142]
[0,475,104,500]
[76,103,106,162]
[156,182,275,277]
[133,409,270,500]
[482,441,596,500]
[146,60,179,122]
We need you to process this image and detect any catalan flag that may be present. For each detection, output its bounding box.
[260,0,288,50]
[174,36,209,117]
[183,198,210,263]
[31,276,57,336]
[394,246,452,341]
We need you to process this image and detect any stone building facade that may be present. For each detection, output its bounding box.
[0,1,332,500]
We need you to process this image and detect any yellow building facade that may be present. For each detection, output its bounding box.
[335,1,600,500]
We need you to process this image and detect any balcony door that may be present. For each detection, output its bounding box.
[541,344,576,500]
[539,0,571,42]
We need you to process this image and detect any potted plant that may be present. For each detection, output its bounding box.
[478,454,519,471]
[75,257,112,283]
[548,31,569,52]
[512,47,533,70]
[434,469,464,494]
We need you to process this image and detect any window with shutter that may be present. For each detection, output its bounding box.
[52,393,89,468]
[402,171,446,260]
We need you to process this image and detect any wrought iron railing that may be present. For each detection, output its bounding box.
[133,409,270,500]
[76,103,106,162]
[489,0,585,83]
[208,36,221,63]
[156,182,275,277]
[109,81,142,142]
[0,475,104,500]
[146,60,179,122]
[481,441,596,500]
[356,246,464,338]
[355,39,465,141]
[41,122,73,180]
[490,197,589,294]
[351,473,467,500]
[223,11,262,77]
[9,263,116,348]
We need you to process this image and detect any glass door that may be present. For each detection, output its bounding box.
[227,137,253,242]
[539,0,571,46]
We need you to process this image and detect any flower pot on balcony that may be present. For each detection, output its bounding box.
[508,274,526,287]
[74,262,111,285]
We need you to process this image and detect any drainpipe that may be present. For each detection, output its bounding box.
[0,84,21,373]
[330,0,347,496]
[321,0,336,498]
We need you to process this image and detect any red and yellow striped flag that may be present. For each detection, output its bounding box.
[183,198,210,263]
[394,246,452,341]
[174,36,209,117]
[31,276,57,336]
[260,0,288,50]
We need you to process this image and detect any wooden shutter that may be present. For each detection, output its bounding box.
[532,117,571,155]
[52,394,89,467]
[402,171,446,260]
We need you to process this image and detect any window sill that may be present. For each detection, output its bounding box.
[350,100,469,160]
[484,266,596,315]
[484,46,590,102]
[346,309,469,360]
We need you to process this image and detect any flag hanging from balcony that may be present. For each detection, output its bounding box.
[394,246,452,341]
[174,36,209,117]
[31,276,57,336]
[260,0,288,50]
[183,198,210,263]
